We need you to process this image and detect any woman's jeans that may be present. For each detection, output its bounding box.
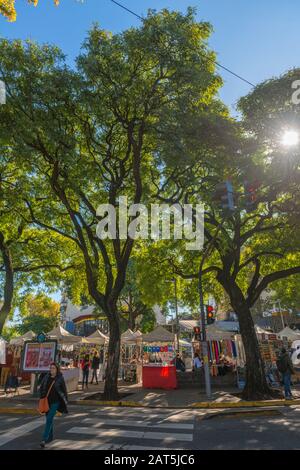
[42,402,59,442]
[82,369,89,387]
[91,369,98,384]
[283,372,292,398]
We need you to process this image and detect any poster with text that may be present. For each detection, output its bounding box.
[22,341,57,372]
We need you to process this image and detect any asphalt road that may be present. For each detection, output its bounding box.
[0,405,300,450]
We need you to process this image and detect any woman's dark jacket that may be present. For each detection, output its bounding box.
[39,372,68,414]
[91,356,100,370]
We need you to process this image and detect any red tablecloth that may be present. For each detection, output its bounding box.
[142,365,177,389]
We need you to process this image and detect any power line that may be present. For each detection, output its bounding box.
[110,0,256,88]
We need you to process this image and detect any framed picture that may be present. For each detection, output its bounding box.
[22,340,58,372]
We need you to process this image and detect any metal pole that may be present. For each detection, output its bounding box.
[174,277,180,352]
[197,219,225,400]
[198,269,211,399]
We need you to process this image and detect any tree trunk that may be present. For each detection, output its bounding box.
[128,308,136,331]
[233,299,275,400]
[0,234,14,335]
[103,304,121,400]
[218,273,280,400]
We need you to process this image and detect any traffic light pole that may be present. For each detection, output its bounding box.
[174,277,180,352]
[198,219,225,400]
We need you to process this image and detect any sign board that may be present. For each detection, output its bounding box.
[21,340,57,373]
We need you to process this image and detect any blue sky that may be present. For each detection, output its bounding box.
[1,0,300,113]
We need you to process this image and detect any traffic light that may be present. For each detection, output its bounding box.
[244,180,259,213]
[206,305,215,325]
[193,326,201,341]
[212,180,235,213]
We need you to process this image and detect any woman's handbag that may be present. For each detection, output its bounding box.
[37,379,55,415]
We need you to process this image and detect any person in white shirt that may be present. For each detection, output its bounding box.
[193,353,203,370]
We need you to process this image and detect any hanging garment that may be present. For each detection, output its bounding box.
[231,341,237,358]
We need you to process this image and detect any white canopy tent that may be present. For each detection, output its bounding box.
[86,329,109,345]
[179,320,235,340]
[255,325,274,336]
[142,326,175,343]
[121,329,141,344]
[206,324,235,341]
[277,326,300,342]
[47,325,81,344]
[10,330,36,346]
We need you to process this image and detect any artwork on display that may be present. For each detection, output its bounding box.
[22,341,57,372]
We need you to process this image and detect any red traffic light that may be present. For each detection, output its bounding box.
[193,326,201,334]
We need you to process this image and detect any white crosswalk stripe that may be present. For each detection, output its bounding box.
[67,426,193,442]
[45,408,195,450]
[82,417,194,430]
[0,408,195,449]
[0,417,44,447]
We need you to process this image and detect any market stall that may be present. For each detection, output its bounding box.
[77,330,109,382]
[179,339,193,370]
[277,326,300,343]
[191,324,238,382]
[142,326,177,390]
[121,329,142,383]
[7,332,36,384]
[47,325,81,392]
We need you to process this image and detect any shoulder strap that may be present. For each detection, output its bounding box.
[46,379,55,398]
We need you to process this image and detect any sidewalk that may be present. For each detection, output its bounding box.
[1,383,300,413]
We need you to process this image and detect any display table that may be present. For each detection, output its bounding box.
[142,364,177,390]
[61,367,79,392]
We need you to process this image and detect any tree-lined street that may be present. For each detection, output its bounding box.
[1,405,300,450]
[1,0,300,454]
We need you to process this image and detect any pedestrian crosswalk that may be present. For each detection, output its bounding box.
[0,416,44,447]
[0,408,196,450]
[49,408,195,450]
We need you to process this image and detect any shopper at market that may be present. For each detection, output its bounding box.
[82,354,90,389]
[90,352,100,385]
[172,353,186,372]
[277,348,295,399]
[193,353,203,370]
[39,362,68,448]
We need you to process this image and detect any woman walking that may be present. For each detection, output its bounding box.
[39,363,68,448]
[82,355,90,390]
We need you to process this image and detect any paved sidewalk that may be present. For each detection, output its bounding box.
[1,383,300,413]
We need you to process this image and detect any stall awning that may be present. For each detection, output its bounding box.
[121,329,141,343]
[86,329,109,345]
[179,320,236,339]
[277,326,300,341]
[47,325,81,344]
[142,326,175,343]
[10,330,36,346]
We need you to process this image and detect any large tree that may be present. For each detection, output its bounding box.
[0,148,79,334]
[0,9,222,398]
[151,69,300,400]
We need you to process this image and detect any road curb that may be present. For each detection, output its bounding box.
[191,399,300,408]
[200,408,282,420]
[0,407,39,415]
[70,400,145,407]
[1,398,299,414]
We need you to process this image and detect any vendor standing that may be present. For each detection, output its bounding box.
[90,352,100,385]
